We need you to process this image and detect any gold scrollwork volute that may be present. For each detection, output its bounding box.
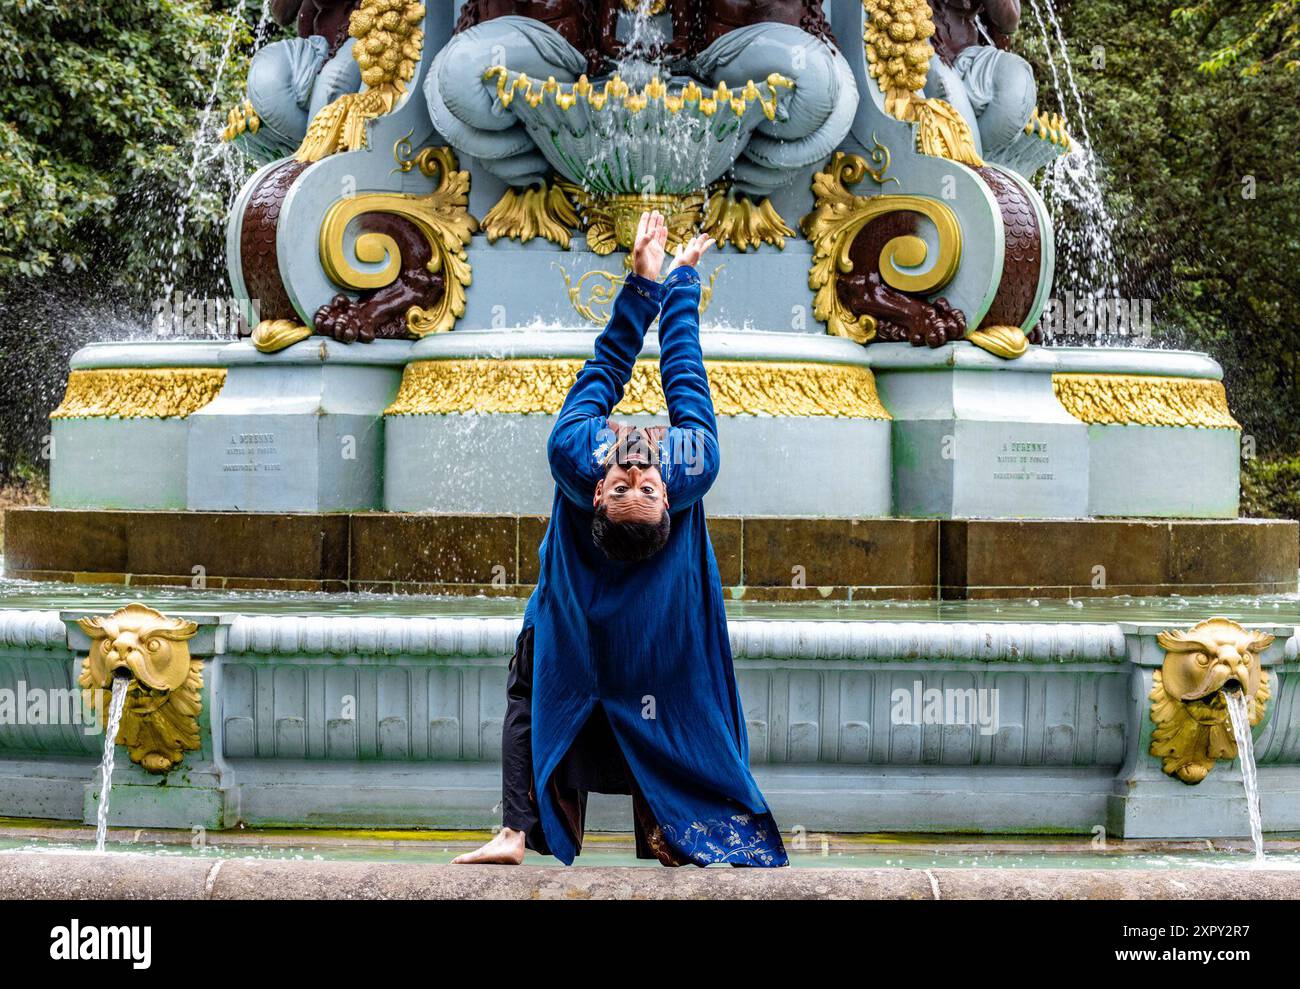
[77,604,202,775]
[1150,618,1273,785]
[319,146,478,336]
[801,152,962,343]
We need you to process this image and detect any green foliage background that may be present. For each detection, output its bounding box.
[0,0,1297,514]
[0,0,271,485]
[1017,0,1300,510]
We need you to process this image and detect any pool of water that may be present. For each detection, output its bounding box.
[3,832,1297,869]
[3,563,1300,625]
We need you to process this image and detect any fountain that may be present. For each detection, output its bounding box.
[0,0,1296,864]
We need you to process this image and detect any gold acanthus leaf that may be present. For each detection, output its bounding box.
[702,190,795,252]
[1052,375,1240,429]
[385,358,892,420]
[51,369,226,420]
[482,181,581,248]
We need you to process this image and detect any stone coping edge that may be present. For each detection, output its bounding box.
[0,610,1156,662]
[0,852,1295,900]
[66,339,1226,380]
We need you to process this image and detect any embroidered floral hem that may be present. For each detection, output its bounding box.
[661,812,789,867]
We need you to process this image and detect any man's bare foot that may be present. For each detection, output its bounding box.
[451,827,526,865]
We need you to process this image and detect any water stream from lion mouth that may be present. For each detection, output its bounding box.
[1225,688,1265,862]
[93,677,130,854]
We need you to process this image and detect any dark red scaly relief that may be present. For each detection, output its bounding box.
[239,160,312,330]
[975,165,1042,338]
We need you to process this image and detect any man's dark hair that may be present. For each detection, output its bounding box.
[591,502,671,562]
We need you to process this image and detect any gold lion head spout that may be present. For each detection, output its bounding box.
[77,604,202,774]
[1151,618,1273,784]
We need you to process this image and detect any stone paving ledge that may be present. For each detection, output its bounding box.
[3,853,1300,900]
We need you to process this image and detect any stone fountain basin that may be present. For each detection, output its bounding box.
[485,69,795,195]
[0,608,1298,841]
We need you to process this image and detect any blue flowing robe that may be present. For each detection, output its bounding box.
[522,267,788,867]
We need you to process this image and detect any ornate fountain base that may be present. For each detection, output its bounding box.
[46,321,1244,521]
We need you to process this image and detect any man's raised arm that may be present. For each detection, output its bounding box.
[547,211,669,504]
[657,233,719,509]
[551,273,662,431]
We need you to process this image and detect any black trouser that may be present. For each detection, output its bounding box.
[500,625,560,854]
[500,625,687,864]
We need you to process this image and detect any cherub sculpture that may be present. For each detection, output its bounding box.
[670,0,857,200]
[426,0,856,235]
[224,0,365,162]
[922,0,1049,169]
[426,2,592,191]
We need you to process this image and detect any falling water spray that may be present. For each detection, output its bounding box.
[93,675,131,854]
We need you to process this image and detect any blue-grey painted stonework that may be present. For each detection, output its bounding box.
[50,339,1240,519]
[50,342,231,511]
[460,238,808,334]
[385,413,892,517]
[870,345,1237,519]
[1087,425,1240,518]
[0,609,1293,839]
[384,327,893,516]
[52,420,193,511]
[186,340,409,512]
[877,363,1090,518]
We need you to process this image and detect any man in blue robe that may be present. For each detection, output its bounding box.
[454,212,787,867]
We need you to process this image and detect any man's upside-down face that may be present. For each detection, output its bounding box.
[589,426,673,562]
[593,462,668,524]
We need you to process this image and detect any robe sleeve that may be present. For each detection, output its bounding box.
[657,265,720,511]
[547,272,665,507]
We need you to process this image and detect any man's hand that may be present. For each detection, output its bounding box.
[631,210,668,281]
[666,232,715,276]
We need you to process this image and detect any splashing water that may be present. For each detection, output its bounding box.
[94,677,131,854]
[1224,688,1265,863]
[156,0,277,334]
[615,0,669,86]
[581,0,712,196]
[1025,0,1125,332]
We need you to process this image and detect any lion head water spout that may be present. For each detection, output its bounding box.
[1151,618,1273,859]
[1151,618,1272,785]
[93,673,131,854]
[78,604,203,775]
